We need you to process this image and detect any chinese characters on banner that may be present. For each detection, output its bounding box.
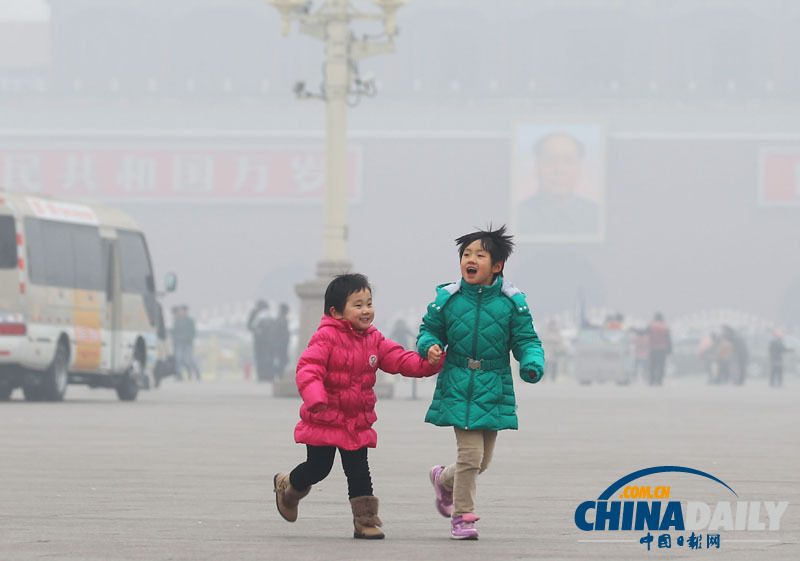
[0,147,361,202]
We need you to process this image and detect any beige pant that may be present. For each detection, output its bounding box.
[440,427,498,517]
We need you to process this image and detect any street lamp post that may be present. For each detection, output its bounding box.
[268,0,406,396]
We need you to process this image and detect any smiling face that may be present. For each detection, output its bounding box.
[460,239,503,286]
[330,288,374,331]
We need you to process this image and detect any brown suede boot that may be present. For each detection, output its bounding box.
[350,495,385,539]
[273,473,311,522]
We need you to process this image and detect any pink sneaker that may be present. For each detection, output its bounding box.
[429,465,453,518]
[450,513,480,540]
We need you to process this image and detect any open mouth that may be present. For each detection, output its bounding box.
[466,266,478,275]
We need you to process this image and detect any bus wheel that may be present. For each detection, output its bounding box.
[117,358,142,401]
[42,342,69,401]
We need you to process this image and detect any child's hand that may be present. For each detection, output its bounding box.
[428,345,443,365]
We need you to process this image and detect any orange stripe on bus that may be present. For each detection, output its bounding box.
[73,304,102,370]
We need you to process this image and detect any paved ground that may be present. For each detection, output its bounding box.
[1,373,798,561]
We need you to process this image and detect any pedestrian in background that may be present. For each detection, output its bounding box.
[769,329,792,387]
[647,312,672,386]
[247,300,274,382]
[271,303,291,376]
[729,327,749,385]
[172,305,201,381]
[715,328,736,384]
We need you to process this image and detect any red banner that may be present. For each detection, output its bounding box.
[0,147,361,202]
[759,149,800,206]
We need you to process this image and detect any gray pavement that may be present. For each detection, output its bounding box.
[1,374,799,561]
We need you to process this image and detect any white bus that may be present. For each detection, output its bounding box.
[0,191,175,401]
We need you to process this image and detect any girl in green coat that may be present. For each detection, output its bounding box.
[417,225,544,540]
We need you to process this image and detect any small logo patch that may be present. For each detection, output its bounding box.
[369,354,378,368]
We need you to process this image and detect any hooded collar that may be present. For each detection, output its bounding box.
[459,275,503,297]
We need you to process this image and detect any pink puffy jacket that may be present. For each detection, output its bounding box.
[294,316,441,450]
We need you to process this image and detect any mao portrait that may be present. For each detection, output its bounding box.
[512,125,606,242]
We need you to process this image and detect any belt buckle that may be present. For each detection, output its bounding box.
[467,358,483,371]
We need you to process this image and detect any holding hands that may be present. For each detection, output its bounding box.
[427,344,443,366]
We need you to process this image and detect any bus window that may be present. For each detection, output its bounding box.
[117,230,153,294]
[23,217,46,283]
[23,218,104,290]
[0,216,16,268]
[71,225,104,291]
[41,220,76,288]
[118,230,157,327]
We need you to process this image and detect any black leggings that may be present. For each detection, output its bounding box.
[289,445,373,499]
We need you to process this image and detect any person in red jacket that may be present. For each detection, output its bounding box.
[273,273,443,539]
[647,312,673,386]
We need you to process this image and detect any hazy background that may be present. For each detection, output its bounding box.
[2,0,799,332]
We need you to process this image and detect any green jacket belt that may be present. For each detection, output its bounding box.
[445,354,510,371]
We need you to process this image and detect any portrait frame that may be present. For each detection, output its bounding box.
[511,122,607,243]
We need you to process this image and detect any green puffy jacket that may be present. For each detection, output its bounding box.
[417,277,545,431]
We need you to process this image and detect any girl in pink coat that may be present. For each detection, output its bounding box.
[273,273,442,539]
